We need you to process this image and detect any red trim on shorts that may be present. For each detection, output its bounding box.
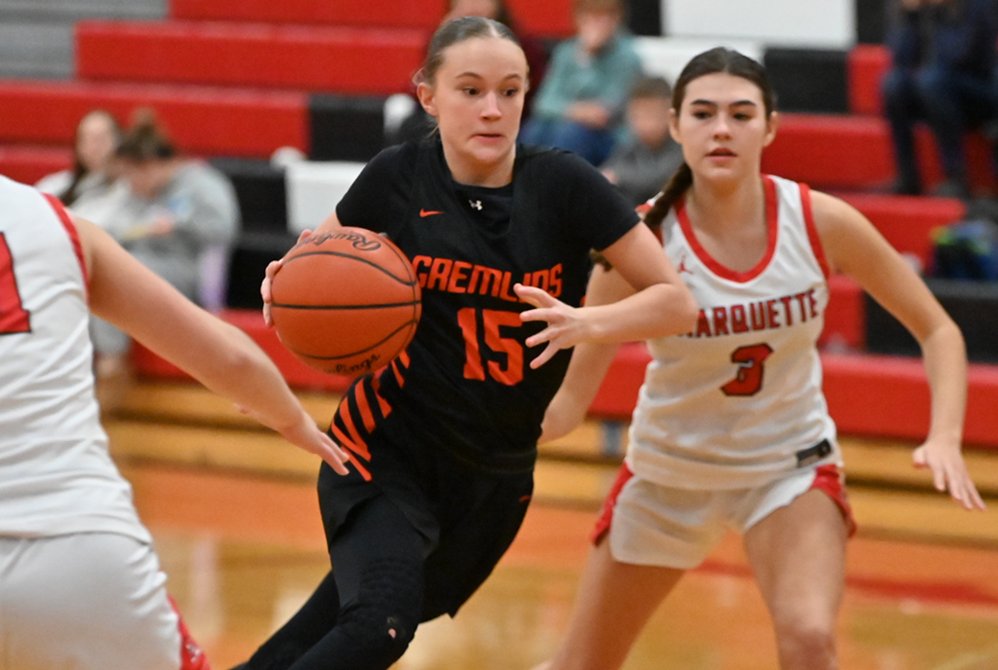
[798,183,830,279]
[590,462,635,545]
[812,464,857,537]
[42,193,89,298]
[168,595,212,670]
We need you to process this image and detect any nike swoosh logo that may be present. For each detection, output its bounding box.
[420,209,443,217]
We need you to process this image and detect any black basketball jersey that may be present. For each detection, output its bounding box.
[332,137,639,475]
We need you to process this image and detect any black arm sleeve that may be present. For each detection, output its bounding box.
[334,144,415,239]
[553,151,641,251]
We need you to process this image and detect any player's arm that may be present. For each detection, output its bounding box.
[517,222,697,368]
[76,215,349,474]
[810,191,984,510]
[540,264,633,443]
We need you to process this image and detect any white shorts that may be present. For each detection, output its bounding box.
[0,532,182,670]
[593,464,854,570]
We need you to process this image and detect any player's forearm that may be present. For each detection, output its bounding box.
[919,319,968,446]
[582,282,697,343]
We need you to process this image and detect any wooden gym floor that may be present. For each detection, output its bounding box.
[101,381,998,670]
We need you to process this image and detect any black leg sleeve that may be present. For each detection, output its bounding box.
[241,494,430,670]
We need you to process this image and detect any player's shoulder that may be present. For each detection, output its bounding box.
[515,143,601,188]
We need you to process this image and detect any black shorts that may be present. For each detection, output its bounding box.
[317,434,534,621]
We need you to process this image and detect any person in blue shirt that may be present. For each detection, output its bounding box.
[519,0,644,165]
[882,0,998,199]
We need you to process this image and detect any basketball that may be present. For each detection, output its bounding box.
[270,227,421,378]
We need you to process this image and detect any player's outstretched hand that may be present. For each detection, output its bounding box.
[515,283,590,369]
[262,229,314,326]
[913,438,986,510]
[277,408,351,475]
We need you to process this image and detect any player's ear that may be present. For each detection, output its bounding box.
[762,110,779,148]
[668,107,681,146]
[417,82,438,118]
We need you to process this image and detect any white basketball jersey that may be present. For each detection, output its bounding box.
[0,176,149,542]
[627,175,841,490]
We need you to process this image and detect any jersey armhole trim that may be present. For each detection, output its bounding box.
[42,193,89,297]
[798,183,830,279]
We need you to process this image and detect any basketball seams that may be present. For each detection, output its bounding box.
[289,321,416,361]
[271,301,421,310]
[272,227,421,377]
[281,250,417,287]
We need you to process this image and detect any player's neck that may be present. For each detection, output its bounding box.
[443,145,516,188]
[686,174,765,235]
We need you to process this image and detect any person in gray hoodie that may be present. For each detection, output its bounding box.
[92,109,240,377]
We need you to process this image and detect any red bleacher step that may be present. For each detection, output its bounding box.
[169,0,574,38]
[848,43,889,116]
[171,0,441,30]
[0,79,307,159]
[763,113,998,193]
[76,20,426,96]
[837,192,965,270]
[0,146,72,186]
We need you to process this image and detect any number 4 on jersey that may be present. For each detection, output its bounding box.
[0,234,30,334]
[721,343,773,396]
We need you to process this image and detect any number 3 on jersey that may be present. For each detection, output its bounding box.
[721,343,773,396]
[458,307,523,385]
[0,234,30,334]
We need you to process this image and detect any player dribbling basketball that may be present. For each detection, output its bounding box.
[234,16,698,670]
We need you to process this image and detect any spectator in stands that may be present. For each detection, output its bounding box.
[92,109,240,377]
[601,75,684,207]
[535,46,985,670]
[36,109,122,209]
[518,0,643,165]
[881,0,998,199]
[385,0,546,145]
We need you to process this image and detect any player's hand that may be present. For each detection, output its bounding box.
[516,283,590,369]
[277,409,351,475]
[262,229,313,326]
[913,438,986,510]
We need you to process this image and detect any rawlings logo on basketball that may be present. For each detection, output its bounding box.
[331,353,381,375]
[272,226,421,379]
[295,230,382,252]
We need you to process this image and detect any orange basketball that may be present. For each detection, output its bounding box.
[270,228,421,378]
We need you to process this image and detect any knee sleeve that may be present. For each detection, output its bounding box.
[338,558,424,653]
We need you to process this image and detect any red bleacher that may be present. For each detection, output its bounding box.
[169,0,575,38]
[0,79,307,158]
[763,113,998,193]
[847,43,890,116]
[76,21,426,96]
[140,317,998,450]
[0,146,72,186]
[837,193,965,269]
[170,0,442,31]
